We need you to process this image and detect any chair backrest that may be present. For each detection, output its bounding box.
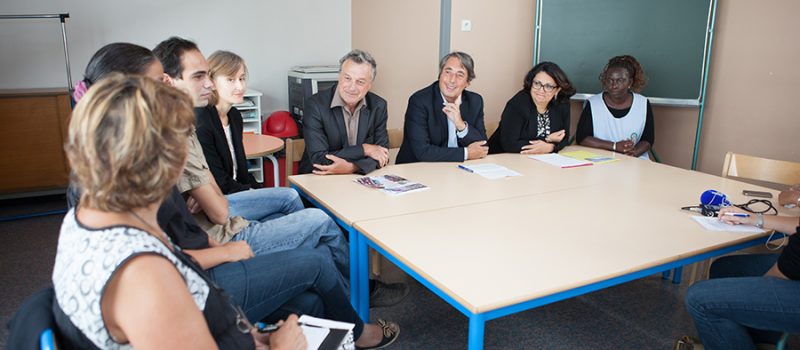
[6,288,57,350]
[40,329,57,350]
[485,121,499,138]
[284,138,305,185]
[387,128,403,149]
[721,152,800,186]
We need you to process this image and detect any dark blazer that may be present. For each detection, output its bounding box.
[488,90,570,154]
[195,106,258,194]
[299,84,389,174]
[396,81,487,164]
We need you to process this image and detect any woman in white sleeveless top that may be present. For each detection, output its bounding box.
[53,75,305,349]
[576,55,654,160]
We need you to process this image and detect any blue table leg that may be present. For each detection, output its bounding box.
[357,231,370,322]
[662,270,670,279]
[672,266,683,284]
[348,226,359,310]
[468,313,485,350]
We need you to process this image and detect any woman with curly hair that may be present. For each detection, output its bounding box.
[488,61,576,154]
[576,55,654,160]
[55,74,305,349]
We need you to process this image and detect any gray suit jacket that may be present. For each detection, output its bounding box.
[299,84,389,174]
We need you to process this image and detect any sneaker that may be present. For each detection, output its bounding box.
[355,319,400,350]
[369,281,410,308]
[674,336,704,350]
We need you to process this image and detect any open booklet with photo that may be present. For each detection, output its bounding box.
[353,174,429,196]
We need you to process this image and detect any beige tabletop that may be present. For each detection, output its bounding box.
[289,146,749,225]
[243,133,284,157]
[354,179,798,314]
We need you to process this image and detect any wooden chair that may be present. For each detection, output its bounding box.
[721,152,800,187]
[284,138,305,186]
[485,121,499,138]
[387,128,403,166]
[689,153,800,283]
[388,128,403,149]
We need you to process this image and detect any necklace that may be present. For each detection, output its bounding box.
[129,209,172,245]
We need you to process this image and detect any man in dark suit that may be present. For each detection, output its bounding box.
[299,49,390,175]
[396,51,488,164]
[298,50,410,307]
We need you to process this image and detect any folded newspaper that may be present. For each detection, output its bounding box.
[354,174,429,196]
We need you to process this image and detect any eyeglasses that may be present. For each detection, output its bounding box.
[734,199,778,216]
[603,77,630,86]
[532,80,558,93]
[681,199,778,217]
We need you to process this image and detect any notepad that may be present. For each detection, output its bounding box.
[298,315,355,350]
[459,163,522,179]
[560,150,620,165]
[528,153,592,168]
[690,216,765,233]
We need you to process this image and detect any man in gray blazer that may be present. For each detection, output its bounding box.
[299,49,390,175]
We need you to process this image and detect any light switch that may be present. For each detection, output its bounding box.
[461,20,472,32]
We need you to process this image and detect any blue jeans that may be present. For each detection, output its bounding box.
[230,208,350,283]
[685,254,800,350]
[226,187,304,222]
[208,248,364,339]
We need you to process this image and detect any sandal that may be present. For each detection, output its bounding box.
[355,319,400,350]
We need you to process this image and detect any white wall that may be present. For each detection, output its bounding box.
[0,0,351,113]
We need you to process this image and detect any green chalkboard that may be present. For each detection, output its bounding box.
[536,0,713,102]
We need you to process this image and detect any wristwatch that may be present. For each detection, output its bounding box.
[755,213,764,229]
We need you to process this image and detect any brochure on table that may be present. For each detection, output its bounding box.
[560,150,619,165]
[354,174,429,196]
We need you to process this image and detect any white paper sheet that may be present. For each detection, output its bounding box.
[691,216,765,233]
[300,325,330,350]
[528,153,592,168]
[459,163,522,179]
[298,315,355,350]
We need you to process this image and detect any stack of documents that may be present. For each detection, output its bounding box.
[560,150,619,165]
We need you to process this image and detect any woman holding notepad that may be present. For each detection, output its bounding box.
[488,62,575,154]
[675,205,800,350]
[576,55,654,160]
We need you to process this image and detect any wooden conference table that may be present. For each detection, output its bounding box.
[289,145,796,349]
[242,133,284,188]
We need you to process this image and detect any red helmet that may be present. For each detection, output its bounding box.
[263,111,298,138]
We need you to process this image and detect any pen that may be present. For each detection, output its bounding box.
[458,164,474,173]
[722,212,750,218]
[255,322,323,333]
